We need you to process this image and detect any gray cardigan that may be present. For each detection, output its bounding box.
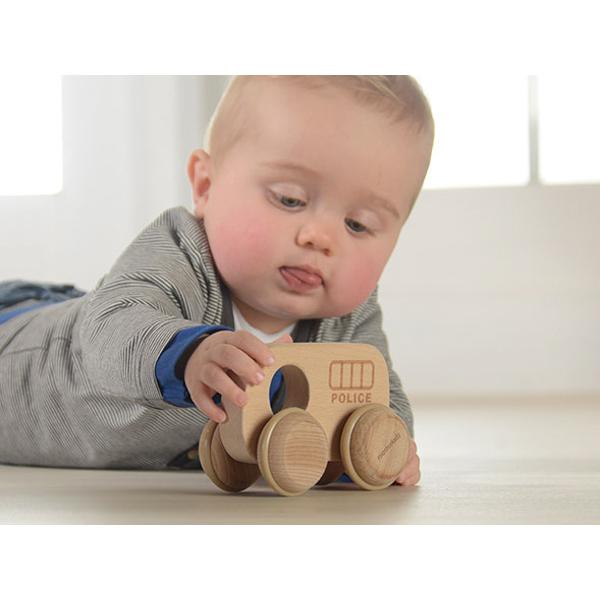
[0,207,413,469]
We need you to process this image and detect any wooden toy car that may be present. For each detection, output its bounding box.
[198,343,410,496]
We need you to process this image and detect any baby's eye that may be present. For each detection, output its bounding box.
[345,218,369,234]
[274,193,306,208]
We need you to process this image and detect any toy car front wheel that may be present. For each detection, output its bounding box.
[340,405,410,490]
[257,407,329,496]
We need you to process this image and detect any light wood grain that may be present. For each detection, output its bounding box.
[340,404,410,490]
[257,408,329,496]
[219,343,390,464]
[198,419,259,492]
[208,342,401,495]
[316,461,346,486]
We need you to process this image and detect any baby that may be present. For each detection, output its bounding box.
[0,76,433,487]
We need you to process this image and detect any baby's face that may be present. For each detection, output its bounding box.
[189,78,431,333]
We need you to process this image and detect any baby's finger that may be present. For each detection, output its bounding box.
[226,330,277,368]
[187,380,228,423]
[200,361,248,408]
[399,472,421,486]
[394,470,416,486]
[406,438,417,459]
[396,454,420,485]
[209,343,266,387]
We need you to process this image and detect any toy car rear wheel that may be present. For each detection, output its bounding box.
[198,419,260,493]
[257,407,329,496]
[316,461,345,486]
[340,404,410,490]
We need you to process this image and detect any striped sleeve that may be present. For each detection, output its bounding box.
[342,288,414,437]
[78,209,224,409]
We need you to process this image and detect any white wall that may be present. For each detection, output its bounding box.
[0,76,228,288]
[380,183,600,399]
[1,76,598,400]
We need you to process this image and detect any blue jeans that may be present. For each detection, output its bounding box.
[0,280,86,325]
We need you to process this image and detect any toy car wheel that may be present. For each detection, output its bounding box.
[316,461,345,486]
[340,404,410,491]
[257,407,329,496]
[198,419,260,493]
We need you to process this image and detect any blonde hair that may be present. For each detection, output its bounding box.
[203,75,434,173]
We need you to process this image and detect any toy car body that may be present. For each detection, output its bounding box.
[199,343,410,496]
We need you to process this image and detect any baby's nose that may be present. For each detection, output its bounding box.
[296,223,333,256]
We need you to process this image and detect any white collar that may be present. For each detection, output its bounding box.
[231,302,296,343]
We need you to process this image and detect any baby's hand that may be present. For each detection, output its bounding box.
[184,330,293,423]
[393,438,420,486]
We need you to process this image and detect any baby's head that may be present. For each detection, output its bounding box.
[187,76,434,333]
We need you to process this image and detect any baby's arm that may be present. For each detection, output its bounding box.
[77,210,227,407]
[345,287,420,486]
[345,287,414,435]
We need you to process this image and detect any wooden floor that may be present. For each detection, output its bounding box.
[1,396,599,524]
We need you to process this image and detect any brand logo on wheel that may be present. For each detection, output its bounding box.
[377,432,401,461]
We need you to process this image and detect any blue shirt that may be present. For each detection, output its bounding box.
[154,324,285,410]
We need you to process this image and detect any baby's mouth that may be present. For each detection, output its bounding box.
[279,266,323,291]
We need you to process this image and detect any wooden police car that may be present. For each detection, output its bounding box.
[199,343,410,496]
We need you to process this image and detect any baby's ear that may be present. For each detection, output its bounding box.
[187,149,211,218]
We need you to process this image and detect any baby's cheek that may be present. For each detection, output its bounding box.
[210,219,274,278]
[334,258,383,311]
[245,223,277,256]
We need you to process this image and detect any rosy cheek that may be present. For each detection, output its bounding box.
[239,225,275,261]
[334,255,384,311]
[209,217,274,278]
